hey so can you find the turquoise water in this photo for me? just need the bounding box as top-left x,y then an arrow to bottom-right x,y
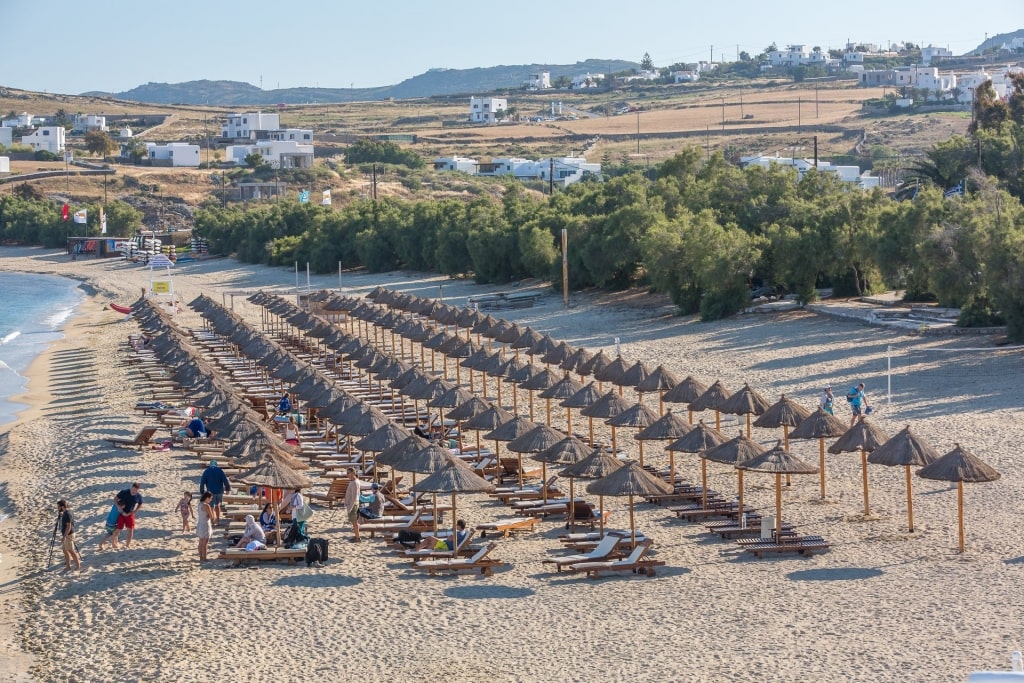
0,272 -> 84,427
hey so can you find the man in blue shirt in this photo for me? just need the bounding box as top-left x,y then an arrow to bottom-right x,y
846,383 -> 869,427
277,392 -> 292,415
199,460 -> 231,526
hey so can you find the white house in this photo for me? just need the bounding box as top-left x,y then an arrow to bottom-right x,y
119,127 -> 133,138
1,112 -> 34,128
469,97 -> 507,124
72,114 -> 107,133
21,126 -> 66,154
222,112 -> 281,139
673,70 -> 700,83
571,73 -> 603,89
769,45 -> 810,67
224,139 -> 314,168
262,128 -> 314,143
433,156 -> 478,173
0,157 -> 9,174
843,51 -> 865,65
526,72 -> 551,89
0,127 -> 12,148
621,69 -> 661,83
146,142 -> 201,167
921,45 -> 953,64
740,155 -> 878,189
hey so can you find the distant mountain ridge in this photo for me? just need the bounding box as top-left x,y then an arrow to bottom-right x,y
969,29 -> 1024,54
81,59 -> 638,105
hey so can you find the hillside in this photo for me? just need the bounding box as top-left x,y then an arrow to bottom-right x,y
81,59 -> 638,105
969,29 -> 1024,54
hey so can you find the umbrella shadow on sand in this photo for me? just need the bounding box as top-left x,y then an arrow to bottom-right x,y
443,585 -> 534,600
539,564 -> 691,584
786,567 -> 884,582
273,574 -> 362,589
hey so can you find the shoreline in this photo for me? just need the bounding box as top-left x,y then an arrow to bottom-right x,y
1,246 -> 1023,682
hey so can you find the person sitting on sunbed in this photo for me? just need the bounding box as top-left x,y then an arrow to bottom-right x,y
258,503 -> 276,533
235,514 -> 267,549
282,416 -> 301,446
415,519 -> 468,551
357,483 -> 386,522
277,392 -> 292,416
179,415 -> 207,439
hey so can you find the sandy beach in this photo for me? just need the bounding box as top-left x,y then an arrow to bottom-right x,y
1,245 -> 1023,682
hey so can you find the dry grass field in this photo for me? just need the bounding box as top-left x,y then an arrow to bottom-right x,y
0,80 -> 970,211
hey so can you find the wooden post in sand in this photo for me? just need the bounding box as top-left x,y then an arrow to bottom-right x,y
818,437 -> 827,499
957,480 -> 965,553
905,465 -> 915,532
860,447 -> 870,515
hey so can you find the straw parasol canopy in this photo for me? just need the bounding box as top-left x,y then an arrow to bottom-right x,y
580,350 -> 614,386
593,355 -> 631,395
662,375 -> 708,423
354,422 -> 413,454
829,420 -> 890,516
753,394 -> 812,450
561,448 -> 623,533
521,367 -> 563,425
620,361 -> 653,394
789,407 -> 849,499
508,424 -> 570,502
740,441 -> 819,541
240,453 -> 315,490
690,381 -> 733,431
587,460 -> 672,547
581,390 -> 633,457
867,425 -> 940,532
560,347 -> 593,379
561,382 -> 604,445
485,416 -> 541,488
540,341 -> 576,367
636,364 -> 681,413
607,402 -> 661,466
537,373 -> 584,433
720,384 -> 772,438
222,429 -> 309,470
463,404 -> 515,466
702,432 -> 767,513
666,420 -> 729,500
918,443 -> 1000,553
412,453 -> 495,556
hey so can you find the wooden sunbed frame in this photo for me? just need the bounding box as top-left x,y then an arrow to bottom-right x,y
218,547 -> 307,565
104,426 -> 160,451
411,542 -> 503,576
476,517 -> 540,539
567,541 -> 665,579
740,535 -> 830,558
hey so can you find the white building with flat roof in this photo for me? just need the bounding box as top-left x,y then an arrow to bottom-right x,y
433,156 -> 478,173
469,97 -> 507,124
0,157 -> 9,174
922,45 -> 953,64
21,126 -> 66,154
225,139 -> 314,168
146,142 -> 200,167
571,73 -> 603,89
438,155 -> 601,187
222,112 -> 281,139
526,72 -> 551,89
740,155 -> 879,189
0,128 -> 12,148
72,114 -> 107,133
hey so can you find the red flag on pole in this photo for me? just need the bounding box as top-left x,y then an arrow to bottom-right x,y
62,203 -> 69,221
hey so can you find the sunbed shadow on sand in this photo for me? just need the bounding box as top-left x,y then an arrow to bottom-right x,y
272,573 -> 361,588
48,566 -> 182,598
1003,556 -> 1024,565
0,432 -> 8,457
443,584 -> 533,600
786,567 -> 884,581
540,565 -> 690,584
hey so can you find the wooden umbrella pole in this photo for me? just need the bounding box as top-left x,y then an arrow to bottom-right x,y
512,384 -> 518,412
456,362 -> 461,385
715,410 -> 721,431
783,425 -> 790,450
599,495 -> 605,534
687,408 -> 693,425
638,440 -> 645,468
568,478 -> 575,529
451,493 -> 457,556
475,430 -> 481,460
545,398 -> 551,426
860,448 -> 870,516
957,479 -> 965,553
566,407 -> 572,435
517,453 -> 524,489
496,378 -> 502,407
905,464 -> 915,532
432,494 -> 439,533
468,368 -> 474,393
745,413 -> 751,439
542,462 -> 548,504
819,438 -> 826,499
738,468 -> 745,522
669,451 -> 676,495
588,416 -> 594,446
659,392 -> 665,416
626,493 -> 634,548
611,426 -> 618,458
701,458 -> 708,509
775,473 -> 783,540
528,391 -> 534,422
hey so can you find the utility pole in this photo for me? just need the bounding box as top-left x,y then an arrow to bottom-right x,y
815,84 -> 820,118
710,44 -> 713,65
549,158 -> 554,195
798,97 -> 802,129
705,124 -> 710,160
636,110 -> 640,154
721,97 -> 725,131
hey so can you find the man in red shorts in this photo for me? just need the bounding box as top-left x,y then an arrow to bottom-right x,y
115,483 -> 144,548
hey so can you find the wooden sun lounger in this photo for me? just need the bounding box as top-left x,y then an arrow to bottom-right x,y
411,543 -> 503,576
307,479 -> 348,508
740,535 -> 830,558
568,541 -> 665,579
675,503 -> 757,523
397,530 -> 478,561
543,534 -> 626,572
476,517 -> 540,539
104,426 -> 159,450
706,520 -> 795,539
218,547 -> 307,565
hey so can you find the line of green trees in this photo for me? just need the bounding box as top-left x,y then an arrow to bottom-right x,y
0,187 -> 142,245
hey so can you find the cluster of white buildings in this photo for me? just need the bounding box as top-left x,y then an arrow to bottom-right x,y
221,111 -> 315,168
434,154 -> 601,187
860,64 -> 1021,103
740,155 -> 880,190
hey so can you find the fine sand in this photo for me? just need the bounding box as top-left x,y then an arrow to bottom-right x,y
1,245 -> 1023,682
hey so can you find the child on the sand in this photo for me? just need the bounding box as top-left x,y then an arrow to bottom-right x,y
97,504 -> 120,551
177,491 -> 194,533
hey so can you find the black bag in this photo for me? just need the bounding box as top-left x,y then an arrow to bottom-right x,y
283,522 -> 308,548
396,530 -> 422,548
306,538 -> 328,566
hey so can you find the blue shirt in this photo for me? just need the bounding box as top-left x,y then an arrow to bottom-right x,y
847,387 -> 864,408
278,396 -> 291,413
200,465 -> 230,495
186,418 -> 205,434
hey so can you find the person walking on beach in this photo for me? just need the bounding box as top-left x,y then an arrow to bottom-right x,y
199,460 -> 231,526
114,483 -> 143,549
177,491 -> 194,533
344,467 -> 362,542
57,500 -> 82,573
846,383 -> 869,427
196,492 -> 214,563
819,385 -> 835,416
97,502 -> 121,551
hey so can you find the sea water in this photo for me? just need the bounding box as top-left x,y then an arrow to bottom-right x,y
0,272 -> 84,427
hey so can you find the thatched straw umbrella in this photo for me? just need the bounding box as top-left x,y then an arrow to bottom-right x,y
587,461 -> 672,548
394,442 -> 457,533
376,435 -> 431,492
496,357 -> 529,412
636,364 -> 681,414
560,347 -> 593,383
917,444 -> 1000,553
484,416 -> 540,488
412,453 -> 495,556
740,442 -> 819,541
594,355 -> 631,396
619,361 -> 653,401
703,433 -> 767,514
533,436 -> 593,528
580,350 -> 614,391
580,390 -> 632,457
478,351 -> 509,408
789,407 -> 849,499
720,383 -> 771,439
667,421 -> 729,507
662,376 -> 709,425
239,453 -> 314,546
463,404 -> 515,469
867,425 -> 939,532
561,449 -> 623,534
561,382 -> 603,445
828,420 -> 889,516
507,362 -> 545,421
754,394 -> 812,450
607,402 -> 660,466
507,424 -> 568,502
690,381 -> 733,431
538,373 -> 584,434
540,341 -> 576,369
636,409 -> 692,487
427,384 -> 475,449
521,367 -> 563,426
459,345 -> 492,393
446,396 -> 492,458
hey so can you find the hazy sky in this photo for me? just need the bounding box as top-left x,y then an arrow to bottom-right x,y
3,0 -> 1018,94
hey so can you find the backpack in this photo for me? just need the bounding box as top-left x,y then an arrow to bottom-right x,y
846,388 -> 857,403
305,538 -> 328,566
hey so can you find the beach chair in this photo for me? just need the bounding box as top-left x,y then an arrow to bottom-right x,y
542,534 -> 624,572
567,541 -> 665,579
361,508 -> 430,538
104,426 -> 159,451
397,530 -> 478,561
559,531 -> 647,551
411,543 -> 503,576
476,517 -> 540,539
306,479 -> 348,509
218,547 -> 307,565
740,535 -> 830,558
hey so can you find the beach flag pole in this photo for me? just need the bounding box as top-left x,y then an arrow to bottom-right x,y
338,262 -> 342,291
887,345 -> 892,406
294,262 -> 299,304
561,229 -> 569,308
